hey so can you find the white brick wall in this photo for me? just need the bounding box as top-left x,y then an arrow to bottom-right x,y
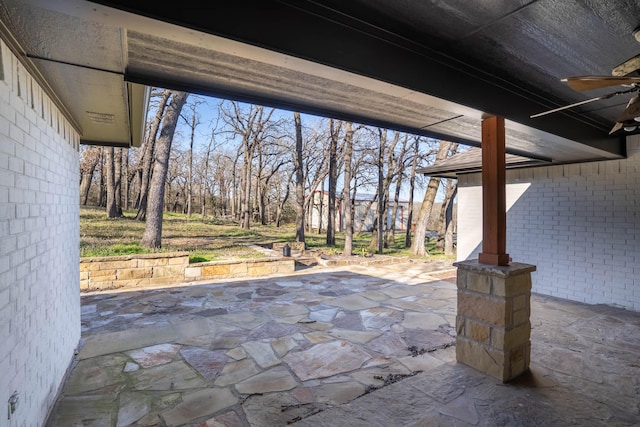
458,136 -> 640,312
0,40 -> 80,426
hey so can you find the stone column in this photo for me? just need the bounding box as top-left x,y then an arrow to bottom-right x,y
454,260 -> 536,382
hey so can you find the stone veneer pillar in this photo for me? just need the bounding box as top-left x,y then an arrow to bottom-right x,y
454,260 -> 536,382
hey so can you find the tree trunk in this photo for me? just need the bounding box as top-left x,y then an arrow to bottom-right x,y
411,140 -> 452,256
258,181 -> 266,225
342,122 -> 354,255
375,137 -> 384,254
141,90 -> 189,249
123,149 -> 129,210
201,130 -> 214,217
293,112 -> 305,243
79,148 -> 100,206
136,89 -> 171,221
445,185 -> 457,256
317,181 -> 324,234
172,191 -> 180,213
187,113 -> 195,218
437,178 -> 457,250
105,147 -> 120,218
98,150 -> 106,207
405,136 -> 420,248
134,168 -> 142,209
231,151 -> 240,220
388,135 -> 409,245
371,129 -> 399,252
256,147 -> 267,225
436,145 -> 459,249
388,173 -> 402,245
137,153 -> 153,212
327,119 -> 338,246
114,147 -> 123,216
241,152 -> 252,230
79,171 -> 94,206
275,179 -> 291,227
355,194 -> 377,236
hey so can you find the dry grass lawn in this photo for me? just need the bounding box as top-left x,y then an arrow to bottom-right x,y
80,207 -> 450,263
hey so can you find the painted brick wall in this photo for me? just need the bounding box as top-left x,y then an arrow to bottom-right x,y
0,41 -> 80,426
458,136 -> 640,312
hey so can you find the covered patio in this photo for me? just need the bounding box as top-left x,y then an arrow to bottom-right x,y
46,262 -> 639,426
2,1 -> 640,426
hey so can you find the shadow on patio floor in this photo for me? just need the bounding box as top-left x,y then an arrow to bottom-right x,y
46,261 -> 639,426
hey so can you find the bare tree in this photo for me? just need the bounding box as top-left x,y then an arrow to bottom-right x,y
136,89 -> 171,220
444,185 -> 457,256
294,117 -> 329,236
141,90 -> 189,249
255,141 -> 288,225
404,136 -> 421,248
342,122 -> 355,255
122,148 -> 130,210
355,193 -> 377,236
351,131 -> 379,237
222,102 -> 281,230
370,129 -> 400,253
230,144 -> 242,219
317,180 -> 324,234
274,169 -> 293,227
105,147 -> 120,218
293,112 -> 306,243
79,146 -> 101,205
326,118 -> 340,246
411,140 -> 453,256
200,133 -> 214,216
98,149 -> 106,207
199,113 -> 222,217
180,96 -> 205,218
387,134 -> 410,245
114,147 -> 123,216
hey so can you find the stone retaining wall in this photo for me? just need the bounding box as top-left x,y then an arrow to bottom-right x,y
185,258 -> 295,281
80,252 -> 295,292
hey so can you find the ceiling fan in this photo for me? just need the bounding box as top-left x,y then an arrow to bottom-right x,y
531,41 -> 640,136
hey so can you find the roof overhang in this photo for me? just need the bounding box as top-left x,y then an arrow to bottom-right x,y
1,0 -> 638,158
417,147 -> 549,179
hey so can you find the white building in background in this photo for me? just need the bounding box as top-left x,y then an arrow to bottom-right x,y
309,191 -> 409,232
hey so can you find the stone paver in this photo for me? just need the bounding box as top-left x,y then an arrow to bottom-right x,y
46,260 -> 640,426
283,340 -> 372,381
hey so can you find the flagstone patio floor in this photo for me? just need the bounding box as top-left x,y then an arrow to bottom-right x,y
46,260 -> 640,426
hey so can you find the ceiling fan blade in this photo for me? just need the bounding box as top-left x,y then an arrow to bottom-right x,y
562,76 -> 640,91
530,94 -> 613,118
609,122 -> 624,135
616,95 -> 640,123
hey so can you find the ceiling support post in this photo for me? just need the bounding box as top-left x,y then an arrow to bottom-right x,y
478,116 -> 510,266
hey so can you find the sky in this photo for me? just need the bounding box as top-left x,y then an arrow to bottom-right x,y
170,94 -> 450,202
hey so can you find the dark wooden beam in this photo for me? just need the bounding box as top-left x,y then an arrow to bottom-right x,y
478,116 -> 510,266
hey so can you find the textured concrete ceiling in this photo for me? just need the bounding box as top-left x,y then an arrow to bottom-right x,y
1,0 -> 639,162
